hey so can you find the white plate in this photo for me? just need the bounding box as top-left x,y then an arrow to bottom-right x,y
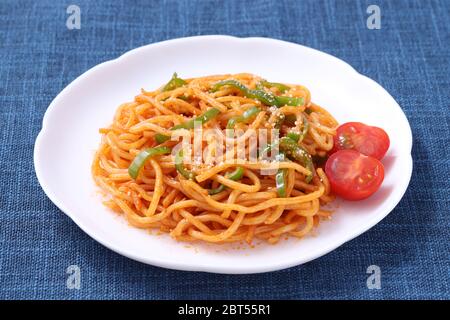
34,35 -> 413,274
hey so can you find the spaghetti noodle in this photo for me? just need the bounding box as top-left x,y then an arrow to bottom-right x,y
92,73 -> 338,244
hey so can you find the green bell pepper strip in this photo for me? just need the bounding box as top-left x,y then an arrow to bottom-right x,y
260,80 -> 291,93
155,108 -> 221,143
155,133 -> 170,144
298,115 -> 309,142
208,167 -> 244,195
128,146 -> 172,179
211,80 -> 303,107
273,112 -> 286,129
286,132 -> 300,143
174,149 -> 196,180
226,106 -> 261,129
258,141 -> 278,160
226,118 -> 237,131
275,96 -> 304,107
276,169 -> 287,197
212,80 -> 276,105
208,185 -> 226,196
162,72 -> 186,92
285,115 -> 309,143
172,107 -> 220,130
279,137 -> 314,183
275,153 -> 287,197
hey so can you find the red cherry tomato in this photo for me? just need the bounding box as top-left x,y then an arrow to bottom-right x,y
333,122 -> 390,160
325,150 -> 384,201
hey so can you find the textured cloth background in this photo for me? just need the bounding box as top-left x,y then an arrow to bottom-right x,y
0,0 -> 449,300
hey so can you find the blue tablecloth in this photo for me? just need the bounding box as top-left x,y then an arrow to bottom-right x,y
1,0 -> 449,300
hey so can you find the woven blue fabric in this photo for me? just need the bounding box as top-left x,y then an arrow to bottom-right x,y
0,0 -> 449,300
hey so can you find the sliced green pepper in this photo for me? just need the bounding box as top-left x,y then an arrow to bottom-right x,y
211,80 -> 303,107
162,72 -> 186,92
174,149 -> 196,180
258,141 -> 278,160
260,80 -> 290,93
128,146 -> 171,179
286,132 -> 300,142
285,115 -> 309,143
208,167 -> 244,195
178,95 -> 189,101
275,153 -> 287,197
279,137 -> 314,183
155,108 -> 221,143
212,80 -> 277,105
298,115 -> 309,142
172,108 -> 220,130
226,106 -> 261,129
275,96 -> 304,107
155,133 -> 170,144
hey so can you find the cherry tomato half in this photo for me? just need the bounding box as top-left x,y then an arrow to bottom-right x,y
333,122 -> 390,160
325,149 -> 384,201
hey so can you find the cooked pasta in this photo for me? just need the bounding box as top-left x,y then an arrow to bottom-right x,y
92,73 -> 338,244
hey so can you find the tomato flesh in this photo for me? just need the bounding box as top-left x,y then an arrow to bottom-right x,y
333,122 -> 390,160
325,149 -> 384,200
